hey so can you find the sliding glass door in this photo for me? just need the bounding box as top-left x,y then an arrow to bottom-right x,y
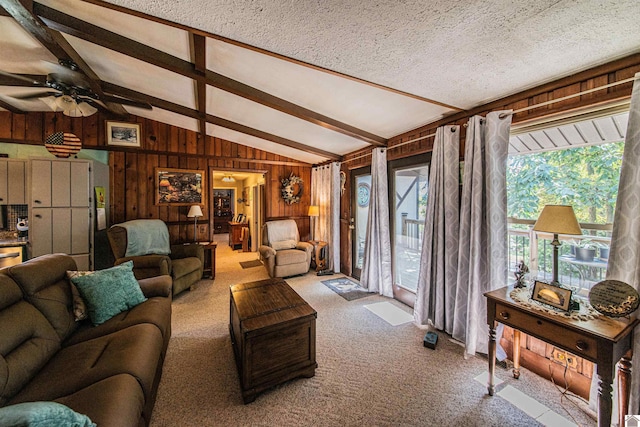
390,154 -> 430,307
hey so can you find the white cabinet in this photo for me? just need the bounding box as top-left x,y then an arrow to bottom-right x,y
29,159 -> 92,269
0,159 -> 27,205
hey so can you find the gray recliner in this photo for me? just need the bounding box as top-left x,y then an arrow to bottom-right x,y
258,219 -> 312,278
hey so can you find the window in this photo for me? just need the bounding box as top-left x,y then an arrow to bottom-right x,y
507,140 -> 624,293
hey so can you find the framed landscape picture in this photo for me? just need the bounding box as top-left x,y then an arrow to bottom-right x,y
106,121 -> 141,147
155,168 -> 206,206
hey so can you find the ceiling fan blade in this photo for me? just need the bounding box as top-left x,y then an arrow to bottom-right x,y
0,70 -> 47,87
100,94 -> 152,109
78,97 -> 108,112
11,91 -> 60,100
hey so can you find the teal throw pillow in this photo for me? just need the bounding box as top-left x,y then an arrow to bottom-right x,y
0,401 -> 95,427
70,261 -> 147,325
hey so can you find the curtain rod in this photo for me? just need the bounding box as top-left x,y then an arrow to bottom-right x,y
499,76 -> 636,119
343,75 -> 637,164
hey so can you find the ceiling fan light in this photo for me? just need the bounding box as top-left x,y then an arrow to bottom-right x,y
41,95 -> 62,112
64,107 -> 83,118
221,175 -> 235,182
56,94 -> 76,110
77,101 -> 98,116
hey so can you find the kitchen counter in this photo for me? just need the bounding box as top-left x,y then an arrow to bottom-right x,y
0,231 -> 28,247
0,239 -> 28,247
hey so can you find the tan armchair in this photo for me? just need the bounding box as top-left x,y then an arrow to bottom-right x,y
259,219 -> 313,278
107,219 -> 204,296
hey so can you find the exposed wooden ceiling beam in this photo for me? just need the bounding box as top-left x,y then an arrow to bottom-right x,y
0,0 -> 69,61
205,115 -> 341,161
0,0 -> 127,116
101,82 -> 341,161
0,97 -> 25,113
0,73 -> 44,86
191,33 -> 207,136
34,3 -> 387,147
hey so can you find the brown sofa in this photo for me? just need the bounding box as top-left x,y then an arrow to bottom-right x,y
0,253 -> 172,427
107,219 -> 204,296
259,219 -> 313,278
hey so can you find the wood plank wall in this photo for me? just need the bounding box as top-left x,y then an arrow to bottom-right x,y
0,111 -> 312,243
339,53 -> 640,399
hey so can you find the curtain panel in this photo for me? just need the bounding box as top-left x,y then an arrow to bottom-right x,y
452,111 -> 512,357
311,163 -> 341,272
601,72 -> 640,415
361,147 -> 393,297
414,125 -> 460,332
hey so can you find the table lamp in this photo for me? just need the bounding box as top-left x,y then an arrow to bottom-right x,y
532,205 -> 582,285
308,205 -> 319,241
187,205 -> 203,242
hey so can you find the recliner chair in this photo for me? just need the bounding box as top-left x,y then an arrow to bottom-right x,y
107,219 -> 204,296
259,219 -> 312,278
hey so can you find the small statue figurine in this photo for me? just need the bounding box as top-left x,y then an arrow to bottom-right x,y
514,260 -> 529,288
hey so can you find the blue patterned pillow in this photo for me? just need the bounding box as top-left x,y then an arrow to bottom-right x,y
70,261 -> 147,325
0,401 -> 95,426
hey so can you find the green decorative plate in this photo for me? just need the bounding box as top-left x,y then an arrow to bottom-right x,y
589,280 -> 640,318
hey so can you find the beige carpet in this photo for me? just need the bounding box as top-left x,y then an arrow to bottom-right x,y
150,242 -> 596,426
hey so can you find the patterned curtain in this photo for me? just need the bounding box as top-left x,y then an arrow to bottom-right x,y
414,126 -> 460,331
452,111 -> 512,356
361,148 -> 393,297
600,72 -> 640,415
311,163 -> 341,271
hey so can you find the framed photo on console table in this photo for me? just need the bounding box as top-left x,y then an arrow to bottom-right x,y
155,168 -> 206,206
531,280 -> 572,311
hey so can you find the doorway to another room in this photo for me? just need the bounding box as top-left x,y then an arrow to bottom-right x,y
210,170 -> 266,256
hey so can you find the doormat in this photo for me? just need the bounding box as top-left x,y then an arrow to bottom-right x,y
364,302 -> 413,326
240,260 -> 263,269
321,277 -> 372,301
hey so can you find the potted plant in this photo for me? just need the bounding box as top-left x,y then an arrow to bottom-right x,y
573,238 -> 597,262
597,242 -> 610,260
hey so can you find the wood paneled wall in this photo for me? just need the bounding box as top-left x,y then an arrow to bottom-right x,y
0,111 -> 312,243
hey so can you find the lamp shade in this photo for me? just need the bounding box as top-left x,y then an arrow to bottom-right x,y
308,205 -> 319,217
532,205 -> 582,235
187,205 -> 203,218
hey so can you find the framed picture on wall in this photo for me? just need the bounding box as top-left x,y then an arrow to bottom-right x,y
106,121 -> 141,147
155,168 -> 206,206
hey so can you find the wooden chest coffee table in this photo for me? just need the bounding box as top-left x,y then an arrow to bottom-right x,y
229,278 -> 317,403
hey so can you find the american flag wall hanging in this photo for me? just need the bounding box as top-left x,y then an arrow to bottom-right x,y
45,132 -> 82,158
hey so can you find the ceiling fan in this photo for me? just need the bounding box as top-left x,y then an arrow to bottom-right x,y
0,60 -> 152,117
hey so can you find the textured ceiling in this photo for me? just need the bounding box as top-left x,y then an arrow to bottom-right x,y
106,0 -> 640,109
1,0 -> 639,164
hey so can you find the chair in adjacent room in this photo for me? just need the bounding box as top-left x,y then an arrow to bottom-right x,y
258,219 -> 313,278
107,219 -> 204,296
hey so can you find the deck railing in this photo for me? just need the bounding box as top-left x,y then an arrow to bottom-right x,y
398,216 -> 611,295
508,218 -> 612,295
401,214 -> 424,250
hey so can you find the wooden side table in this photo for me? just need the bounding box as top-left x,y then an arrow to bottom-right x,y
485,286 -> 638,427
197,241 -> 217,279
307,240 -> 327,271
